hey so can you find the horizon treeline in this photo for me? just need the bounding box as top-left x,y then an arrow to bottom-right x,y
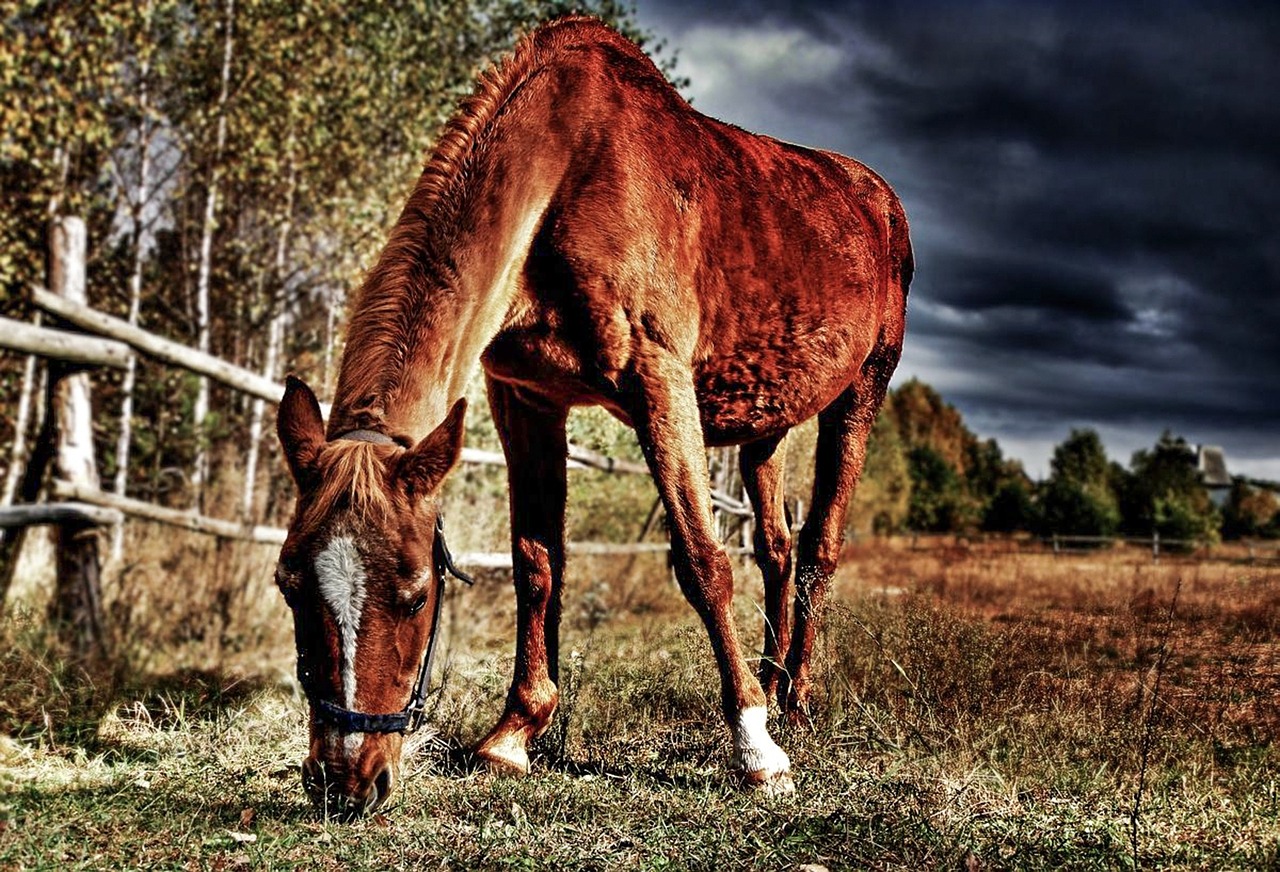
853,379 -> 1280,543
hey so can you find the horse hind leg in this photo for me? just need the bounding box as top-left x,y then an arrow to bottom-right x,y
784,374 -> 887,720
474,378 -> 568,774
739,434 -> 794,703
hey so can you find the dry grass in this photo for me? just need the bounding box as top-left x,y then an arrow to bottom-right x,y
0,536 -> 1277,869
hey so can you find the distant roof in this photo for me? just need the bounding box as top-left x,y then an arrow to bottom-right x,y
1196,445 -> 1231,487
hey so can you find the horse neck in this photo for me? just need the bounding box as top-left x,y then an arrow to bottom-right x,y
326,75 -> 569,443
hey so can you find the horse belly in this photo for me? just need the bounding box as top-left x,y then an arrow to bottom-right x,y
694,306 -> 872,444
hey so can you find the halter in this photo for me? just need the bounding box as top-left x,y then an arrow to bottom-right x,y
305,428 -> 475,735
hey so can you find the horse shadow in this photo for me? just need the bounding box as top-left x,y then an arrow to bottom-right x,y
67,667 -> 281,763
420,733 -> 721,793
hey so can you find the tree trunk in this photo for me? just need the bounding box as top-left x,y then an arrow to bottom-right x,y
112,39 -> 154,563
240,174 -> 292,520
322,289 -> 338,397
0,371 -> 55,607
191,0 -> 236,508
710,446 -> 742,543
2,345 -> 39,507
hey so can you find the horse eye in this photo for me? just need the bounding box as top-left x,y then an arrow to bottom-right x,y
407,595 -> 428,617
275,566 -> 301,607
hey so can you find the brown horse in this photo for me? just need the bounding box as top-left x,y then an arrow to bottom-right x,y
275,15 -> 911,814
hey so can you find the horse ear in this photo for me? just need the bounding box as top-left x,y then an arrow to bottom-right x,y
278,375 -> 325,488
398,398 -> 467,498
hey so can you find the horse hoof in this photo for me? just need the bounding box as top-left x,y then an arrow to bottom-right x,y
743,768 -> 796,797
475,736 -> 530,775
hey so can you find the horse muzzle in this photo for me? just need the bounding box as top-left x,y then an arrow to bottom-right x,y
302,752 -> 396,819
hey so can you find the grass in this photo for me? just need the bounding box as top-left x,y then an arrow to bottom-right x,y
1,537 -> 1277,869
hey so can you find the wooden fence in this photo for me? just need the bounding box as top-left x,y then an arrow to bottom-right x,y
901,530 -> 1278,564
1043,533 -> 1278,564
0,219 -> 761,655
13,286 -> 752,559
1047,532 -> 1204,563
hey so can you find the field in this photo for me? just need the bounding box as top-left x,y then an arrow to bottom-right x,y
1,535 -> 1277,870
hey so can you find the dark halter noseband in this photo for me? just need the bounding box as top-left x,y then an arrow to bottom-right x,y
305,428 -> 475,735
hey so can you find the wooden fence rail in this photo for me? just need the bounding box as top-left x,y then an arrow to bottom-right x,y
1046,531 -> 1206,562
52,479 -> 287,545
0,502 -> 123,529
1243,539 -> 1280,562
27,283 -> 751,518
0,316 -> 132,370
902,531 -> 1277,565
32,285 -> 283,403
50,479 -> 686,568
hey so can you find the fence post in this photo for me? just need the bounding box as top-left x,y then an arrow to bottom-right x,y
46,217 -> 107,660
1052,533 -> 1059,556
1152,529 -> 1160,565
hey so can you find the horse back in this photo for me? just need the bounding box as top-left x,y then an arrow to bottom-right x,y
496,22 -> 911,439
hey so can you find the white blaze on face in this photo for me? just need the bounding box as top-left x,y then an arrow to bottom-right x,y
732,706 -> 790,776
315,535 -> 367,756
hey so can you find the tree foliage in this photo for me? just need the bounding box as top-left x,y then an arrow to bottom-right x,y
1221,480 -> 1279,540
849,412 -> 910,534
884,379 -> 977,477
1123,431 -> 1220,543
0,0 -> 674,517
868,380 -> 1027,535
906,445 -> 974,533
1035,429 -> 1121,536
982,479 -> 1035,534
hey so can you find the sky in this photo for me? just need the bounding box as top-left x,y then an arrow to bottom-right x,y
632,0 -> 1280,481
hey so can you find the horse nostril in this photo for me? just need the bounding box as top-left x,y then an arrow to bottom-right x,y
301,757 -> 326,801
369,765 -> 394,812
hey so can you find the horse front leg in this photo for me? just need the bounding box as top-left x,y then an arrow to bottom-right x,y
629,357 -> 793,793
475,378 -> 568,774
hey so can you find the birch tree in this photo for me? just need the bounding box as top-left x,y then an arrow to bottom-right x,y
187,0 -> 236,508
109,0 -> 174,560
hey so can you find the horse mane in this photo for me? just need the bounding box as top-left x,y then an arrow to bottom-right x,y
410,16 -> 644,229
331,16 -> 648,430
413,16 -> 606,238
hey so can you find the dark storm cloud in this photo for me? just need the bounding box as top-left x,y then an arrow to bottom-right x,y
925,256 -> 1130,323
636,0 -> 1280,477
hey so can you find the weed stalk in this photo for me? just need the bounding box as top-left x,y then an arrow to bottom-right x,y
1128,576 -> 1181,866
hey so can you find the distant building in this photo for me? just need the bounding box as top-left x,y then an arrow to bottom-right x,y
1196,445 -> 1232,506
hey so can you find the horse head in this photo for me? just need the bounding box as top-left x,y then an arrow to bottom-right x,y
274,376 -> 465,816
